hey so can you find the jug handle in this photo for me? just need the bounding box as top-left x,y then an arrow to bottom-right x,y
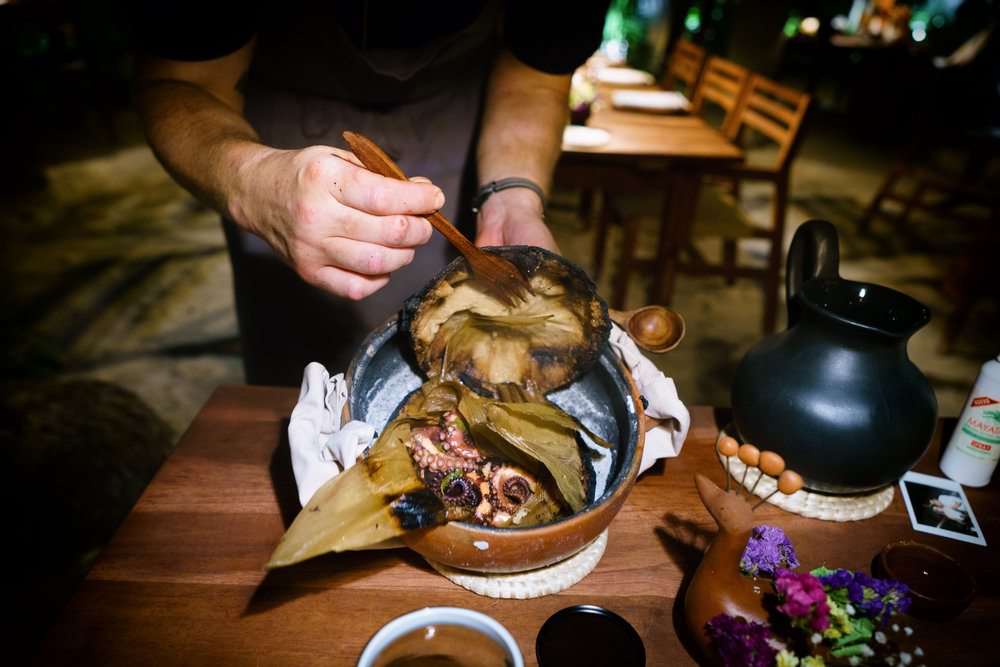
785,220 -> 841,328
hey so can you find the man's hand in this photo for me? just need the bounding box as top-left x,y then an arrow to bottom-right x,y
474,187 -> 558,251
135,43 -> 441,300
229,145 -> 440,299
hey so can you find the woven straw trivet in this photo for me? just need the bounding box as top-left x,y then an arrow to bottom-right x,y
424,529 -> 608,599
721,456 -> 894,521
717,428 -> 894,521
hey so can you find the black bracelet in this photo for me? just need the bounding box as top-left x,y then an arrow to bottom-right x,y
471,177 -> 548,219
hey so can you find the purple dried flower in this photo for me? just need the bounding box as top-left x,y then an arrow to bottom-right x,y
817,567 -> 913,626
871,577 -> 892,597
854,571 -> 876,588
818,568 -> 853,588
873,579 -> 912,624
739,525 -> 800,577
847,579 -> 866,604
860,596 -> 885,617
705,614 -> 778,667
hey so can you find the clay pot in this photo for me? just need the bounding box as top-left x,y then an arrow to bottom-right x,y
344,316 -> 645,573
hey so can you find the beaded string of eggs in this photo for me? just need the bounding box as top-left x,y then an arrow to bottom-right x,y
716,435 -> 804,509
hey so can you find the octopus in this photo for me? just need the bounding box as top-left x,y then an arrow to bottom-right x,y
408,410 -> 483,473
407,410 -> 541,527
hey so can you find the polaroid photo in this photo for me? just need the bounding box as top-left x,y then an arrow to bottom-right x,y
898,471 -> 986,546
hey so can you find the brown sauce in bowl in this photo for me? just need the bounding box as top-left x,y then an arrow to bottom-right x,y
372,624 -> 514,667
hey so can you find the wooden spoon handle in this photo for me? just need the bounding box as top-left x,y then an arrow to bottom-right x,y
343,131 -> 408,180
343,131 -> 477,254
607,309 -> 631,330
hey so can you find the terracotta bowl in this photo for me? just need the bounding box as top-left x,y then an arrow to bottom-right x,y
874,540 -> 976,621
345,315 -> 645,573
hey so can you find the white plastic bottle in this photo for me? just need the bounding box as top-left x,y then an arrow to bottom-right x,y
940,354 -> 1000,487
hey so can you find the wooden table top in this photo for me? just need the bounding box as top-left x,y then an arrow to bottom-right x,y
29,386 -> 997,666
562,111 -> 742,164
556,107 -> 742,196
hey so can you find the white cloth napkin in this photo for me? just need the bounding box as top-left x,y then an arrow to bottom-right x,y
288,325 -> 689,506
606,324 -> 690,473
287,362 -> 375,507
611,89 -> 690,112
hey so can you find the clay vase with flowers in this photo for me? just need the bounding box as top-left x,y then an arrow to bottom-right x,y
685,437 -> 923,666
684,437 -> 803,660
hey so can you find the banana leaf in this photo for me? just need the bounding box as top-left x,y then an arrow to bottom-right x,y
440,312 -> 556,371
401,379 -> 611,510
265,419 -> 446,569
452,381 -> 610,513
478,401 -> 599,514
267,380 -> 612,568
422,306 -> 594,396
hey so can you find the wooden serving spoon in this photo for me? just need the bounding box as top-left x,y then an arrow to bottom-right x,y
609,305 -> 685,353
343,131 -> 533,307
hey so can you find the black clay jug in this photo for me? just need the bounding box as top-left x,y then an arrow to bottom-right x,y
731,220 -> 938,493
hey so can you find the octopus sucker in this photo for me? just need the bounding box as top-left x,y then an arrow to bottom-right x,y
406,410 -> 555,527
490,464 -> 536,515
411,446 -> 479,473
408,421 -> 483,473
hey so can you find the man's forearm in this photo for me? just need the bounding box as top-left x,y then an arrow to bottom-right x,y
133,41 -> 269,223
135,78 -> 268,222
471,48 -> 570,249
476,48 -> 571,193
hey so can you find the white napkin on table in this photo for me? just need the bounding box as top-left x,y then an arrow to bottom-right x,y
611,89 -> 691,112
287,325 -> 690,506
287,363 -> 375,507
607,324 -> 690,472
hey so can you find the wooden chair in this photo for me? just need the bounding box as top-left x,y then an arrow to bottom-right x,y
678,74 -> 812,333
589,57 -> 750,288
659,39 -> 706,95
602,74 -> 810,331
858,124 -> 1000,233
861,122 -> 1000,351
688,56 -> 751,135
940,207 -> 1000,352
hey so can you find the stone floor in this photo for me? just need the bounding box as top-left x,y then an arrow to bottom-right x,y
2,102 -> 998,662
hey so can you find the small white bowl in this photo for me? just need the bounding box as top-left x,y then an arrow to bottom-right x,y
357,607 -> 524,667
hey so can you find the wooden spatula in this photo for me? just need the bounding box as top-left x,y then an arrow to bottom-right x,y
343,131 -> 534,307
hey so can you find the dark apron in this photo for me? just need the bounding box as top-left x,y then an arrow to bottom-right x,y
225,1 -> 500,385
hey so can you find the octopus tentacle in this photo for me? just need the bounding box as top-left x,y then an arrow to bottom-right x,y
490,463 -> 536,515
407,412 -> 552,527
408,432 -> 481,472
422,467 -> 483,511
440,410 -> 480,460
441,472 -> 482,508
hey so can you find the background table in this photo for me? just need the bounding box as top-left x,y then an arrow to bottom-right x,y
29,386 -> 998,665
557,111 -> 743,306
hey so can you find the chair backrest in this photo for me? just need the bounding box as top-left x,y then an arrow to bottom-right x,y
727,74 -> 811,173
689,56 -> 751,135
659,39 -> 706,94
